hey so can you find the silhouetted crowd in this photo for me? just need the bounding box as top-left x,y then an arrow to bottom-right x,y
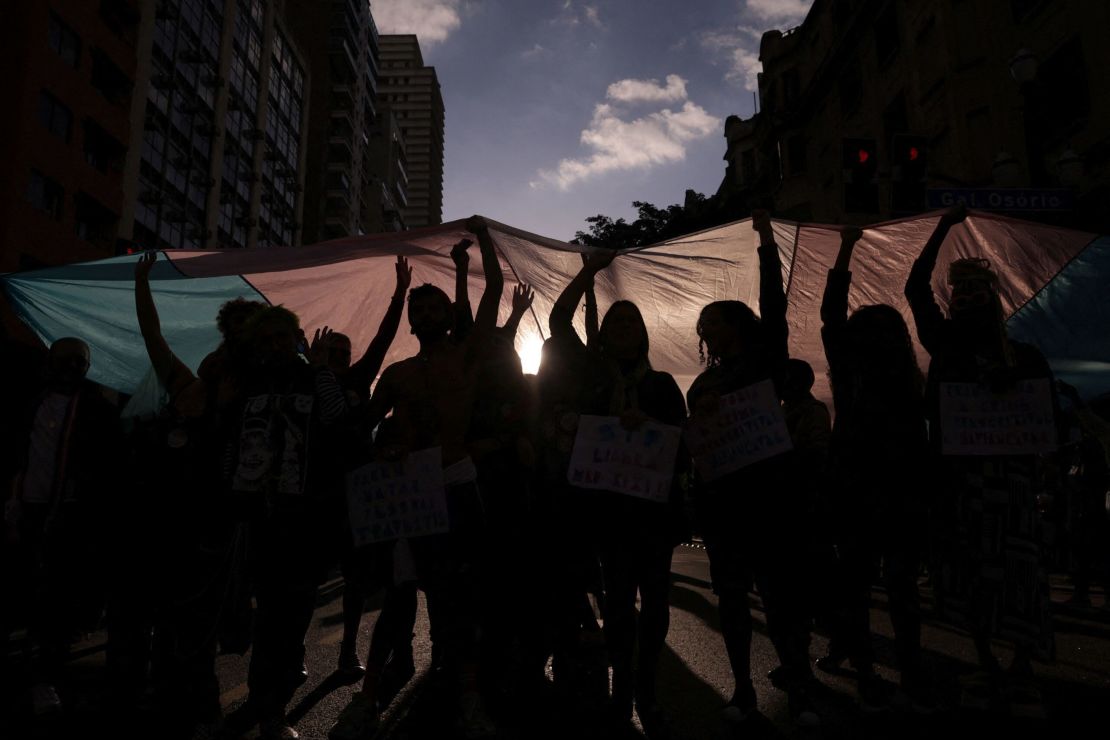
2,208 -> 1109,740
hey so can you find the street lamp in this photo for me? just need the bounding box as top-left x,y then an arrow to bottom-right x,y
993,152 -> 1021,187
1008,47 -> 1046,185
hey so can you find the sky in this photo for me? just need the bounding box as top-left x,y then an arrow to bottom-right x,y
370,0 -> 814,241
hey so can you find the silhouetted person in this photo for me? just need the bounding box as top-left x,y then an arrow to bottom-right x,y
322,256 -> 412,680
329,217 -> 503,740
687,210 -> 819,727
2,337 -> 121,718
819,227 -> 930,712
905,204 -> 1057,715
550,251 -> 688,737
222,305 -> 351,740
126,252 -> 233,736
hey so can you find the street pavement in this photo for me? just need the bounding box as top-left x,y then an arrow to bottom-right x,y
4,544 -> 1110,739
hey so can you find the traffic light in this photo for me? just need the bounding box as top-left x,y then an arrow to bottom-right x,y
115,237 -> 138,256
842,138 -> 879,213
891,134 -> 928,213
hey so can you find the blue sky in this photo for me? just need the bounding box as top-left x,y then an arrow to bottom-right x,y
371,0 -> 814,241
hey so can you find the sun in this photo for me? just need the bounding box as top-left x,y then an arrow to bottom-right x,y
517,332 -> 544,375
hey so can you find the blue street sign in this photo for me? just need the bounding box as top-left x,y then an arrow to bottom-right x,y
927,188 -> 1075,211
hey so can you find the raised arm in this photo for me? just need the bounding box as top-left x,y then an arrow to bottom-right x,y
821,226 -> 862,329
450,237 -> 474,336
752,210 -> 788,365
134,252 -> 194,394
350,256 -> 412,390
905,203 -> 966,354
502,283 -> 535,341
582,254 -> 600,349
467,217 -> 504,335
551,250 -> 616,343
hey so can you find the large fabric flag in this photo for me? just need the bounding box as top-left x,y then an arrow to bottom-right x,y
2,211 -> 1106,403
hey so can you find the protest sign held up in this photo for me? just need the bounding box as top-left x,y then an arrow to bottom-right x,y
346,447 -> 449,546
938,379 -> 1057,456
567,415 -> 683,503
685,379 -> 793,483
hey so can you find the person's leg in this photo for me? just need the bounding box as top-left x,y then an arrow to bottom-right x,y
338,551 -> 366,671
634,543 -> 673,711
599,544 -> 638,721
883,537 -> 923,689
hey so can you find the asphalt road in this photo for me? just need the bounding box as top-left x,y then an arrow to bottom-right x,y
4,545 -> 1110,739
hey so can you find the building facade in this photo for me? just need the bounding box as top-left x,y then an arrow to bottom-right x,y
284,0 -> 383,243
720,0 -> 1110,230
362,104 -> 409,234
377,35 -> 444,229
121,0 -> 309,251
0,0 -> 141,272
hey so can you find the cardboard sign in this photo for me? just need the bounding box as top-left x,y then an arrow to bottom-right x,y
685,380 -> 793,482
346,447 -> 449,546
567,415 -> 682,503
939,380 -> 1057,456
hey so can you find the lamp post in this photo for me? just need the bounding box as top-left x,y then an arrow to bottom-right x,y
1009,47 -> 1047,185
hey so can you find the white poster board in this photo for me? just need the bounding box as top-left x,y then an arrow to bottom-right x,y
939,379 -> 1056,455
685,379 -> 793,482
567,415 -> 683,503
346,447 -> 449,546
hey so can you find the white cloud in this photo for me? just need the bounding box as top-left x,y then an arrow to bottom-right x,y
534,99 -> 721,190
521,43 -> 549,60
701,26 -> 765,91
550,1 -> 604,29
606,74 -> 688,104
746,0 -> 812,23
371,0 -> 463,45
584,4 -> 603,27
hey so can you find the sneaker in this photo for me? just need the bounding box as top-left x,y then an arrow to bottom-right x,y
337,644 -> 366,681
30,683 -> 62,716
329,693 -> 379,740
721,687 -> 758,723
259,717 -> 300,740
858,676 -> 893,714
958,670 -> 999,711
456,690 -> 496,739
788,691 -> 821,728
1004,680 -> 1046,719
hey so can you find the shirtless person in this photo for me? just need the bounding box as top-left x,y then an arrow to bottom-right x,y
330,216 -> 503,740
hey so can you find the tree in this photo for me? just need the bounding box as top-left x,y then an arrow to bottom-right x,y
573,191 -> 723,248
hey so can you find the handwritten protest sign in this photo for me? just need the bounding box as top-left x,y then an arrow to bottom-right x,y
346,447 -> 449,546
567,416 -> 682,503
685,380 -> 793,482
939,380 -> 1057,455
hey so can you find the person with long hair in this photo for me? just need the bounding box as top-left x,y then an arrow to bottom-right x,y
819,227 -> 930,712
687,210 -> 818,728
905,204 -> 1057,715
548,250 -> 687,738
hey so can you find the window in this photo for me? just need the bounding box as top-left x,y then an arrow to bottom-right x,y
783,68 -> 801,105
38,92 -> 72,141
48,13 -> 80,68
75,192 -> 117,246
83,119 -> 125,172
27,170 -> 64,220
91,49 -> 133,105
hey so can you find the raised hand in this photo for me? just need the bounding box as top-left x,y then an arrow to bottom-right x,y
840,226 -> 864,244
394,255 -> 413,297
583,248 -> 617,274
451,238 -> 473,268
135,251 -> 157,281
941,202 -> 968,226
465,215 -> 488,235
308,326 -> 333,365
511,283 -> 535,314
751,208 -> 774,236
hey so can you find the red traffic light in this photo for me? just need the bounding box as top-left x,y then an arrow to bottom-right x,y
908,146 -> 919,161
858,149 -> 870,164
